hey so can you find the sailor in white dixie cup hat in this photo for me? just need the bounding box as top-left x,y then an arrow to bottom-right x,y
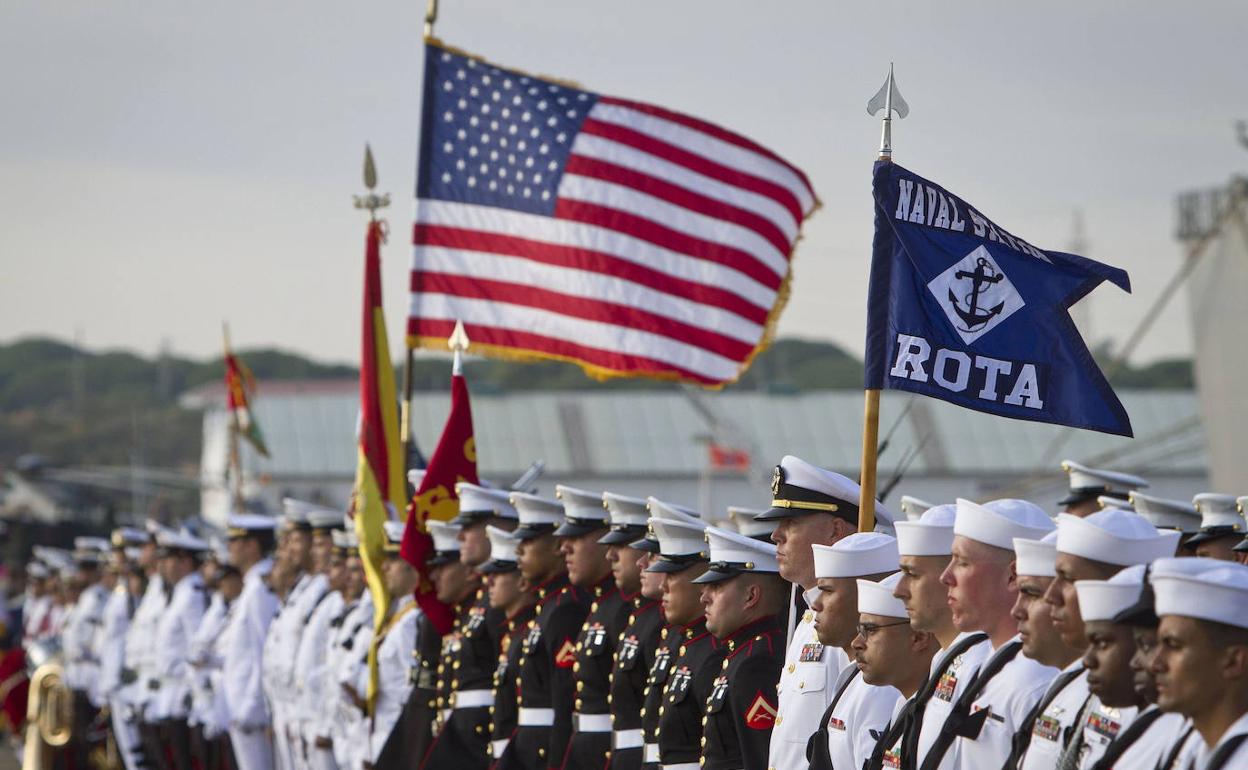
893,504 -> 992,770
1186,493 -> 1246,562
761,455 -> 898,770
1150,559 -> 1248,770
928,499 -> 1057,770
1058,461 -> 1148,517
803,533 -> 903,770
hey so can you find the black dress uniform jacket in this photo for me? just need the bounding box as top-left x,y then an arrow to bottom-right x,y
377,610 -> 443,770
701,615 -> 784,770
422,587 -> 507,769
561,576 -> 631,770
606,597 -> 663,770
497,573 -> 589,770
655,617 -> 724,767
489,602 -> 538,765
639,623 -> 681,770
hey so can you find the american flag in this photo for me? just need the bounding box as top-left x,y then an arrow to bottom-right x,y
409,41 -> 818,386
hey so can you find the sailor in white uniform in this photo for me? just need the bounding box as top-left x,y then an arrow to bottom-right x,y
100,529 -> 147,770
221,513 -> 281,770
757,455 -> 897,770
330,541 -> 373,770
1185,493 -> 1246,563
1150,558 -> 1248,770
294,513 -> 348,770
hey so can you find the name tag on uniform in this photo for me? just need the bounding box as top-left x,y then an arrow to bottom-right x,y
828,716 -> 847,731
799,642 -> 825,662
1033,713 -> 1062,742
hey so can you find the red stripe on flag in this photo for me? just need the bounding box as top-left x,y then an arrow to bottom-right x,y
359,222 -> 392,497
553,200 -> 784,291
415,271 -> 755,361
579,119 -> 804,226
564,154 -> 793,259
409,317 -> 721,385
412,224 -> 771,325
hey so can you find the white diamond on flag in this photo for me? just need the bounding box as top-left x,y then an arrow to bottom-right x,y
927,245 -> 1025,345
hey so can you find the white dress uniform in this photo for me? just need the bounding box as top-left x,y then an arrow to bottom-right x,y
955,639 -> 1056,769
295,588 -> 345,770
1102,706 -> 1188,769
127,574 -> 168,721
62,581 -> 107,695
1190,712 -> 1248,770
1072,696 -> 1136,769
98,583 -> 142,770
188,592 -> 231,736
224,556 -> 279,770
269,571 -> 330,770
823,664 -> 900,769
1018,664 -> 1090,770
152,570 -> 208,721
331,594 -> 374,770
361,596 -> 421,767
916,634 -> 991,770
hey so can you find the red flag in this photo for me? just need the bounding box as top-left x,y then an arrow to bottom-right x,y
709,443 -> 751,473
400,370 -> 479,635
224,345 -> 269,457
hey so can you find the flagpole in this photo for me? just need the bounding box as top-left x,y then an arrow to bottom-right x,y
223,322 -> 246,511
859,65 -> 906,532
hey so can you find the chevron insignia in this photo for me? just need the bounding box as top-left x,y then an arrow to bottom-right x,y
744,691 -> 778,730
555,638 -> 578,668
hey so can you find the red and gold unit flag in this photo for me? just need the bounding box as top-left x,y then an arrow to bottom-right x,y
224,344 -> 269,457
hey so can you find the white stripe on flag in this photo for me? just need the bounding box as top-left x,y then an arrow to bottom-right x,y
413,199 -> 778,310
409,292 -> 742,382
570,133 -> 800,240
589,102 -> 816,214
557,174 -> 789,279
416,246 -> 764,345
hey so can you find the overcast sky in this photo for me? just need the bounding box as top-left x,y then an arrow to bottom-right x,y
2,0 -> 1244,369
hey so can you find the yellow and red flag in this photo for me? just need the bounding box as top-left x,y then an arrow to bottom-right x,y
223,340 -> 269,457
400,362 -> 478,636
352,220 -> 408,708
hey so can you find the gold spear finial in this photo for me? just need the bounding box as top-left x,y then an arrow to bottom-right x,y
353,143 -> 390,220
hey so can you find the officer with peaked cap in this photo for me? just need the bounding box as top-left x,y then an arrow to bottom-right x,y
900,495 -> 935,522
598,492 -> 661,770
479,525 -> 537,764
220,513 -> 280,770
1005,532 -> 1088,770
804,534 -> 904,770
647,514 -> 723,770
1187,493 -> 1246,562
123,522 -> 171,768
102,528 -> 148,770
860,571 -> 941,770
892,504 -> 991,770
499,491 -> 588,770
1128,492 -> 1201,554
553,484 -> 627,770
1058,461 -> 1148,517
1150,559 -> 1248,769
926,499 -> 1058,770
61,536 -> 110,767
693,526 -> 788,770
759,455 -> 898,770
329,528 -> 375,770
728,506 -> 776,542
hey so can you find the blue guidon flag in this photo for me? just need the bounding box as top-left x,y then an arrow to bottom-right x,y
865,162 -> 1133,436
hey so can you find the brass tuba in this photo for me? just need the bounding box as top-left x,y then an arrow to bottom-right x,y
23,642 -> 73,770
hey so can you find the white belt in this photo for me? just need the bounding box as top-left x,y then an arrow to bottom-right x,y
612,728 -> 644,750
439,708 -> 452,723
662,764 -> 701,770
452,690 -> 493,709
491,738 -> 509,758
518,707 -> 555,727
573,713 -> 612,733
643,743 -> 660,762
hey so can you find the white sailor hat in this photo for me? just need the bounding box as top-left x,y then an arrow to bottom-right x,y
895,503 -> 957,557
111,527 -> 148,549
899,495 -> 935,522
26,562 -> 50,579
282,498 -> 338,531
632,497 -> 704,554
954,498 -> 1055,550
812,533 -> 900,579
599,492 -> 650,545
73,537 -> 110,564
1097,496 -> 1134,512
123,547 -> 143,562
479,525 -> 523,575
426,520 -> 462,567
207,536 -> 230,564
1076,564 -> 1148,623
857,572 -> 908,619
453,483 -> 519,527
382,520 -> 406,553
157,528 -> 210,554
728,506 -> 776,541
1059,460 -> 1148,507
1014,531 -> 1059,577
554,484 -> 611,538
331,527 -> 359,552
756,455 -> 897,533
509,492 -> 565,540
645,518 -> 710,573
692,526 -> 780,584
1128,492 -> 1200,533
306,506 -> 346,532
226,513 -> 278,539
1186,493 -> 1246,545
33,546 -> 73,571
1055,510 -> 1180,566
406,469 -> 427,489
1151,559 -> 1248,630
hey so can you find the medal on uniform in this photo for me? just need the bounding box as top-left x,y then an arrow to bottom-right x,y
799,642 -> 825,662
648,649 -> 672,685
935,657 -> 962,702
706,675 -> 729,713
466,606 -> 486,634
1086,710 -> 1121,741
668,665 -> 692,702
619,634 -> 640,669
524,623 -> 541,653
1033,713 -> 1062,742
584,622 -> 607,656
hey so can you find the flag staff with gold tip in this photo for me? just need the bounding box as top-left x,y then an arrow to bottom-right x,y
448,319 -> 469,375
423,0 -> 439,39
859,65 -> 908,531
